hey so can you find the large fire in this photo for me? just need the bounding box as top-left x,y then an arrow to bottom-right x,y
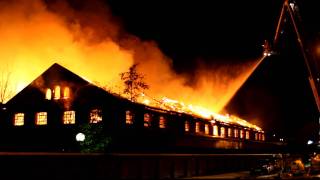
0,0 -> 263,131
137,95 -> 262,131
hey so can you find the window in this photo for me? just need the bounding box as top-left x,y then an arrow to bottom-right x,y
63,87 -> 70,99
234,129 -> 239,138
195,122 -> 200,133
262,134 -> 265,141
255,133 -> 258,140
204,124 -> 209,135
220,127 -> 226,138
144,113 -> 151,127
125,110 -> 133,125
213,125 -> 218,136
258,133 -> 262,141
159,116 -> 166,128
240,129 -> 244,139
228,128 -> 232,137
245,131 -> 250,139
54,86 -> 60,100
63,111 -> 75,124
185,121 -> 190,132
90,109 -> 102,123
36,112 -> 47,125
14,113 -> 24,126
45,88 -> 52,100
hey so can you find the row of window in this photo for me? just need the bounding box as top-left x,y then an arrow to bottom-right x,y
45,86 -> 70,100
13,109 -> 264,141
125,110 -> 264,141
13,109 -> 102,126
185,121 -> 264,141
125,111 -> 167,129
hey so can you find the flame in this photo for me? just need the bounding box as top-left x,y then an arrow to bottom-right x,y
0,0 -> 263,131
135,94 -> 262,131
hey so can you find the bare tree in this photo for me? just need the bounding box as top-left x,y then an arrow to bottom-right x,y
120,64 -> 149,102
0,69 -> 12,104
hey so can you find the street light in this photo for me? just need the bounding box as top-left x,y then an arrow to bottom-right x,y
76,132 -> 85,142
307,140 -> 314,145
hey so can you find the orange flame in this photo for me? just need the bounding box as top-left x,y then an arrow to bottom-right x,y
136,94 -> 262,131
0,0 -> 263,130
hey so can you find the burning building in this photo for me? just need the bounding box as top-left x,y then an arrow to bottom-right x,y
0,63 -> 269,152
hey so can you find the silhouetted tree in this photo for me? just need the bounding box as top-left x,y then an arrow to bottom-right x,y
78,123 -> 111,153
0,69 -> 12,104
120,63 -> 149,102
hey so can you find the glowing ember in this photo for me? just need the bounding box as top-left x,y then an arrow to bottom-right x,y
134,94 -> 262,131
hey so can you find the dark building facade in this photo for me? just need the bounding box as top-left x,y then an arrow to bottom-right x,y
0,63 -> 269,152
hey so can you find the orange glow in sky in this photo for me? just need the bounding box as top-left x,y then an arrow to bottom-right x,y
0,0 -> 263,130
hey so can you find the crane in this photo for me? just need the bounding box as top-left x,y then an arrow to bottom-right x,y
264,0 -> 320,144
265,0 -> 320,112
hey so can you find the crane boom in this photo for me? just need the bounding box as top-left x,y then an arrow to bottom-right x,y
271,0 -> 320,112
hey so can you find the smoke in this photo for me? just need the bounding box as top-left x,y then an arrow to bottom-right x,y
0,0 -> 133,97
0,0 -> 261,115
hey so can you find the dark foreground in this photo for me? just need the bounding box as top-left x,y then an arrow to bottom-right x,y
181,171 -> 320,179
0,152 -> 283,179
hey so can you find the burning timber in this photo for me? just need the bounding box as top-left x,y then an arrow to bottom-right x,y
0,63 -> 276,152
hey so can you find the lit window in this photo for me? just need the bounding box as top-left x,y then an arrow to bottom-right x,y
45,88 -> 52,100
63,111 -> 75,124
185,121 -> 190,132
258,133 -> 262,141
195,122 -> 200,133
262,134 -> 265,141
220,127 -> 226,138
255,133 -> 258,140
159,116 -> 166,128
90,109 -> 102,123
63,87 -> 70,99
205,124 -> 209,135
213,125 -> 218,136
36,112 -> 47,125
234,129 -> 239,138
228,128 -> 232,137
245,131 -> 250,139
144,113 -> 151,127
14,113 -> 24,126
54,86 -> 60,100
126,110 -> 133,125
240,130 -> 244,139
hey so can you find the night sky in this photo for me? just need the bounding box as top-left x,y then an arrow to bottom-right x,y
105,0 -> 319,144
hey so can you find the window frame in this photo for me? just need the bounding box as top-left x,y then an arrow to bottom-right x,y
45,88 -> 52,100
240,129 -> 244,139
234,129 -> 239,138
204,124 -> 209,135
228,128 -> 232,137
14,113 -> 24,126
36,112 -> 47,125
245,130 -> 250,139
89,109 -> 102,123
54,86 -> 61,100
185,121 -> 190,132
195,122 -> 200,133
144,113 -> 151,127
125,110 -> 134,125
63,110 -> 76,124
63,87 -> 70,99
159,116 -> 166,128
213,125 -> 219,136
220,127 -> 226,138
